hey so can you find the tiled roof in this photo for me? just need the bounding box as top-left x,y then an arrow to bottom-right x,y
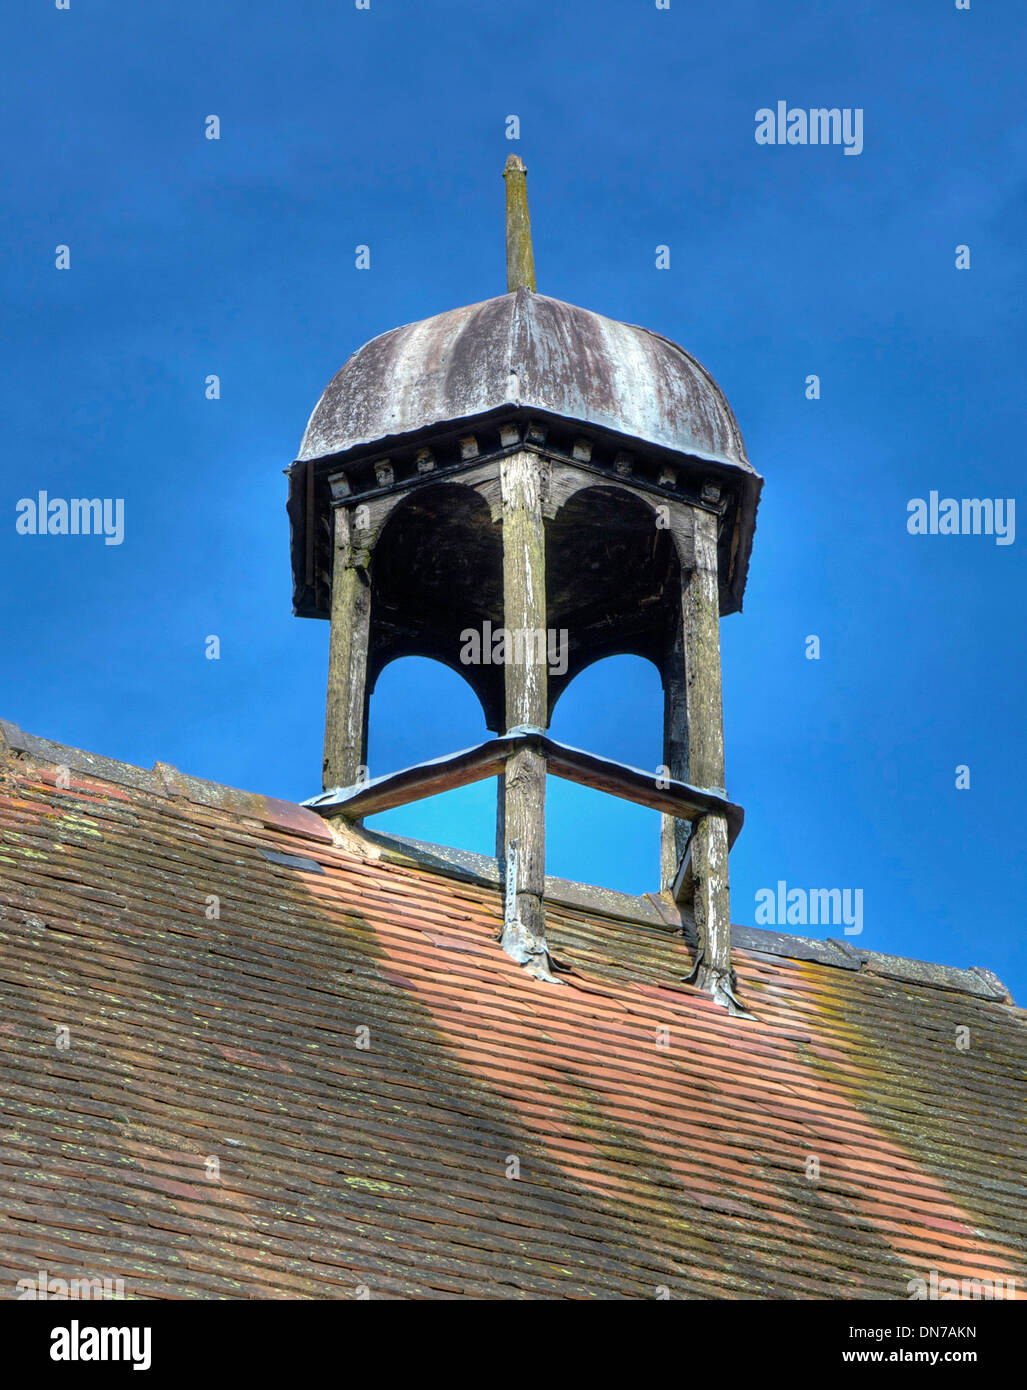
1,720 -> 1025,1300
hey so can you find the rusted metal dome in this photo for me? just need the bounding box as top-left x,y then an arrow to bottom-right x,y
298,286 -> 755,474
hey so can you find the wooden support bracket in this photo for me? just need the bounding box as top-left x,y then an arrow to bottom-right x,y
306,731 -> 743,844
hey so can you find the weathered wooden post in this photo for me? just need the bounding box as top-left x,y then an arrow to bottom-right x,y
503,154 -> 536,294
660,625 -> 690,889
498,448 -> 552,976
678,505 -> 735,1001
322,506 -> 371,791
496,158 -> 553,977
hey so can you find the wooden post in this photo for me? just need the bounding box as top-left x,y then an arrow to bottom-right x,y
323,506 -> 372,791
498,449 -> 553,977
503,155 -> 536,293
660,626 -> 690,891
679,506 -> 735,996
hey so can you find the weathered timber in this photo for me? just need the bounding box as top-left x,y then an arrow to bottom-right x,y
503,154 -> 536,294
307,732 -> 743,841
291,158 -> 759,1008
322,508 -> 372,791
660,624 -> 690,891
495,769 -> 507,877
501,452 -> 548,732
498,450 -> 551,977
304,458 -> 315,587
671,835 -> 694,904
501,744 -> 549,974
314,740 -> 507,808
543,741 -> 742,840
678,505 -> 736,1002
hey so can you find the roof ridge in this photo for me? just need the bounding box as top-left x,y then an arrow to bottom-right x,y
0,717 -> 333,847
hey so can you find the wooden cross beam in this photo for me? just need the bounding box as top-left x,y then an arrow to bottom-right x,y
305,730 -> 743,846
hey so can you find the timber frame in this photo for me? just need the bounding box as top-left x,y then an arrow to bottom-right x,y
288,408 -> 759,623
307,730 -> 742,844
292,409 -> 748,999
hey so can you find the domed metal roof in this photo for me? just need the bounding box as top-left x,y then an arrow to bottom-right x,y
297,286 -> 755,473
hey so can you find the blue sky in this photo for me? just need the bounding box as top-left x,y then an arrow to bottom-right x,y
2,1 -> 1024,998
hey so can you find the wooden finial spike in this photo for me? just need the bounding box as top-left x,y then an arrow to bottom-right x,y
503,154 -> 536,293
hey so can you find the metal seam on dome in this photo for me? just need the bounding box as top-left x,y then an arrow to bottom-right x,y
296,293 -> 756,479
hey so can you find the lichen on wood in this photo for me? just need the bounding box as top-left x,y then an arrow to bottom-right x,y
503,154 -> 536,294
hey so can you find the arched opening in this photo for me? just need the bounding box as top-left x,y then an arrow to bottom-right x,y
545,485 -> 680,713
546,653 -> 665,895
350,481 -> 684,888
370,482 -> 505,729
365,654 -> 496,856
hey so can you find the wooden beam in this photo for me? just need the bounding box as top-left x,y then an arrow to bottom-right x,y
660,625 -> 690,891
498,450 -> 550,973
501,452 -> 548,733
679,506 -> 734,995
542,739 -> 742,843
503,154 -> 536,293
322,509 -> 372,791
308,732 -> 743,845
313,740 -> 508,816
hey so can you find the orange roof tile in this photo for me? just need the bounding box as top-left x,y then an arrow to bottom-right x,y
0,722 -> 1025,1300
